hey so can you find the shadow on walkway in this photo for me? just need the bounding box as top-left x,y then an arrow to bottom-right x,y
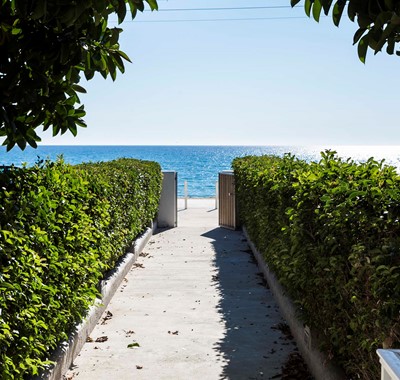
202,227 -> 296,380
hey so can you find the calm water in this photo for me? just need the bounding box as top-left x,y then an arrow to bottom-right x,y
1,145 -> 400,197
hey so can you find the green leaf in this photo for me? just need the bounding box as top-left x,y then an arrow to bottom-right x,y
113,53 -> 125,72
347,1 -> 356,22
27,139 -> 38,149
0,282 -> 15,290
291,0 -> 301,7
304,0 -> 312,17
312,0 -> 323,22
84,69 -> 95,81
11,27 -> 22,35
72,84 -> 87,94
52,124 -> 60,136
127,342 -> 140,348
130,5 -> 138,19
374,33 -> 388,53
146,0 -> 159,11
74,106 -> 86,118
75,119 -> 87,128
107,56 -> 117,81
387,37 -> 395,55
332,0 -> 345,26
353,28 -> 367,45
5,141 -> 15,151
321,0 -> 333,15
16,138 -> 27,150
117,0 -> 127,23
357,35 -> 369,63
67,117 -> 78,137
136,1 -> 145,12
117,50 -> 132,63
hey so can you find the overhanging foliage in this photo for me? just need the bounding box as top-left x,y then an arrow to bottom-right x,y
291,0 -> 400,62
0,0 -> 158,151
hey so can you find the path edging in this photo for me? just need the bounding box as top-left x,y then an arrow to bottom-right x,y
243,226 -> 347,380
35,223 -> 156,380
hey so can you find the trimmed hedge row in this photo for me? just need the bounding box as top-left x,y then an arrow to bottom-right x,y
0,158 -> 162,379
233,151 -> 400,380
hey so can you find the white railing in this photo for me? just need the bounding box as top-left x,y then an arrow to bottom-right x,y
377,349 -> 400,380
180,180 -> 219,209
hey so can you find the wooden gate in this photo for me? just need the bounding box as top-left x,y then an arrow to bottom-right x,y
218,171 -> 238,230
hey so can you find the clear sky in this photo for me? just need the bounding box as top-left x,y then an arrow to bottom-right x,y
39,0 -> 400,146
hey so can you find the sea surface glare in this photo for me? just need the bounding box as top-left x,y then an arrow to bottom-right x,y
0,145 -> 399,198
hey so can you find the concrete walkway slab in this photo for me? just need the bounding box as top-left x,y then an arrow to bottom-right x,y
66,200 -> 297,380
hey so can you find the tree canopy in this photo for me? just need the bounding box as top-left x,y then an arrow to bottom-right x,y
0,0 -> 157,151
292,0 -> 400,62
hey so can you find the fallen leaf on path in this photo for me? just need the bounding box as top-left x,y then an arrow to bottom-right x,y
136,365 -> 143,369
168,330 -> 179,335
128,342 -> 140,348
86,336 -> 94,343
101,310 -> 113,325
124,330 -> 135,337
95,336 -> 108,343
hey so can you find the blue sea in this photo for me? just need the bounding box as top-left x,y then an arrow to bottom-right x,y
1,145 -> 400,197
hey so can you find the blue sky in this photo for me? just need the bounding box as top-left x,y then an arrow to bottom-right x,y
40,0 -> 400,146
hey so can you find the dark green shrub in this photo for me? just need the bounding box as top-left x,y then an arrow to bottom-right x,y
78,158 -> 162,271
233,151 -> 400,380
0,158 -> 161,379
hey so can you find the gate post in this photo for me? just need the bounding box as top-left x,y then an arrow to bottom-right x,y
218,170 -> 238,230
157,171 -> 178,228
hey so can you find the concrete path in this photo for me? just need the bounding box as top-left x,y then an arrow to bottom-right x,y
66,199 -> 297,380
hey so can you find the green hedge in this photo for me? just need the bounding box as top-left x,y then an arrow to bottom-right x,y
233,151 -> 400,380
0,158 -> 162,379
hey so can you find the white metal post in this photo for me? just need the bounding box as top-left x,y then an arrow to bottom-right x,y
184,180 -> 188,210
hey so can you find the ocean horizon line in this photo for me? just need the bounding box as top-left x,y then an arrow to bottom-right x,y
2,145 -> 400,197
22,144 -> 400,147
